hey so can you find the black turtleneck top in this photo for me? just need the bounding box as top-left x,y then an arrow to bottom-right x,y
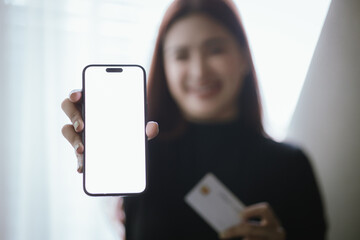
123,120 -> 326,240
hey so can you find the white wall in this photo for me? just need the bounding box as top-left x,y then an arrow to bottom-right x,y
286,0 -> 360,239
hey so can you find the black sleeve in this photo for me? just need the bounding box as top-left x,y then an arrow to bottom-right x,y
282,149 -> 327,240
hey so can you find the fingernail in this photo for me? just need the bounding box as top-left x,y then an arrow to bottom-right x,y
77,154 -> 83,173
74,143 -> 83,154
74,143 -> 80,152
74,121 -> 80,131
69,89 -> 81,98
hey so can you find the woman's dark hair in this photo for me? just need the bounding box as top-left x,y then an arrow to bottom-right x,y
147,0 -> 265,138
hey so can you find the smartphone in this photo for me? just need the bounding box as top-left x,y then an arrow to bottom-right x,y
82,64 -> 147,196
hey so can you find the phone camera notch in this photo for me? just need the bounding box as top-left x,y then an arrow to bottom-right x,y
106,68 -> 123,73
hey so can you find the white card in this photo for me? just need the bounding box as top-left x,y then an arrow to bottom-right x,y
185,173 -> 246,233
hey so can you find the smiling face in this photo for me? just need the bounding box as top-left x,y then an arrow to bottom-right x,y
163,13 -> 249,123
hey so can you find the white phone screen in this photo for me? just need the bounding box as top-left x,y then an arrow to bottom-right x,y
83,65 -> 147,196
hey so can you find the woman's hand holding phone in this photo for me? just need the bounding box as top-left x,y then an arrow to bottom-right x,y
61,89 -> 159,174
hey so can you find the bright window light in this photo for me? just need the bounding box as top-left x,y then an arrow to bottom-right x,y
234,0 -> 331,140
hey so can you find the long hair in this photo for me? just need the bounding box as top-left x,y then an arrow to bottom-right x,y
147,0 -> 265,139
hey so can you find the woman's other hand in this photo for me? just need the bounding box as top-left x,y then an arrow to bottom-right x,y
61,89 -> 159,173
219,202 -> 286,240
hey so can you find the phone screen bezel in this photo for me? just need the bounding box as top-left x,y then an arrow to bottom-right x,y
81,64 -> 148,196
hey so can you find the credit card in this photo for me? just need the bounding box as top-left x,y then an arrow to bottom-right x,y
185,173 -> 246,233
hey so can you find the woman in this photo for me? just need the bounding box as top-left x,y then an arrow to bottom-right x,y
62,0 -> 327,239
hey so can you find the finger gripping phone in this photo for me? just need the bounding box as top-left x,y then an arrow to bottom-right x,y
82,64 -> 147,196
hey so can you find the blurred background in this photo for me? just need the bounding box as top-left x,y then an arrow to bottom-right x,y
0,0 -> 359,239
